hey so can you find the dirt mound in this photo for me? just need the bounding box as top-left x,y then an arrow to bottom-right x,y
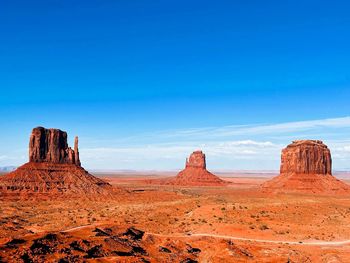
166,151 -> 229,186
0,127 -> 111,196
262,140 -> 350,194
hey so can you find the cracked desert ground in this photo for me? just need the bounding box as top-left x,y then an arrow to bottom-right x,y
1,173 -> 350,263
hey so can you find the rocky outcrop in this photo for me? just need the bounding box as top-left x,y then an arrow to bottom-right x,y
0,127 -> 111,196
74,136 -> 81,167
167,151 -> 228,186
29,127 -> 81,166
0,226 -> 203,263
280,140 -> 332,176
262,140 -> 350,194
185,151 -> 206,169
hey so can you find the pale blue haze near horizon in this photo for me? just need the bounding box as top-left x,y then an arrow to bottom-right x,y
0,1 -> 350,170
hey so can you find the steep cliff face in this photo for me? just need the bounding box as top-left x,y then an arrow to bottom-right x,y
0,127 -> 110,196
29,127 -> 81,166
262,140 -> 350,194
168,151 -> 228,186
185,151 -> 206,169
280,140 -> 332,175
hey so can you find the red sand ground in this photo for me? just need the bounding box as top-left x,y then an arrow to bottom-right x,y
0,172 -> 350,262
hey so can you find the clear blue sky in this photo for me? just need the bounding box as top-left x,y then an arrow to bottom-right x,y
1,1 -> 350,170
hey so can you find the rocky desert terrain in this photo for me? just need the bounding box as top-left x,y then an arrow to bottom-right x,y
0,130 -> 349,262
1,175 -> 350,262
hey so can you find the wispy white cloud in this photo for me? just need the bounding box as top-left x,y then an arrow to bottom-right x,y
150,116 -> 350,139
81,140 -> 281,170
86,116 -> 350,147
0,155 -> 8,161
2,117 -> 350,171
0,153 -> 26,166
79,117 -> 350,170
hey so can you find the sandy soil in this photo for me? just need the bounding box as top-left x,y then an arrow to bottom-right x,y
0,173 -> 349,262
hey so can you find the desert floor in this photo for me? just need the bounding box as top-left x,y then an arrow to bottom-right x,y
0,173 -> 350,262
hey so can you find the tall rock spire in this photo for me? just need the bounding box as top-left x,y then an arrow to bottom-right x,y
74,136 -> 81,167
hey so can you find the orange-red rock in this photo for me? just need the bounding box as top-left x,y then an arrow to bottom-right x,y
0,162 -> 109,194
262,140 -> 350,194
0,127 -> 110,195
29,127 -> 81,166
280,140 -> 332,175
167,151 -> 228,186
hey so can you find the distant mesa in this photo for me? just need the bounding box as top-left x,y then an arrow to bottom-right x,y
185,150 -> 207,169
166,151 -> 229,186
0,166 -> 16,172
262,140 -> 350,194
0,127 -> 111,195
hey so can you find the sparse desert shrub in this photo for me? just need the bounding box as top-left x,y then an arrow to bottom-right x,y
260,224 -> 269,230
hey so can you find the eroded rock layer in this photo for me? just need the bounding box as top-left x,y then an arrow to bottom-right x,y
280,140 -> 332,175
262,140 -> 350,194
168,151 -> 228,186
0,162 -> 110,194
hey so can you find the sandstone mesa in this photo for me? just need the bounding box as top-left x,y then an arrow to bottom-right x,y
262,140 -> 350,194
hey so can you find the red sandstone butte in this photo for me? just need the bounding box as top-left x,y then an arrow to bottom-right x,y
168,151 -> 228,186
29,127 -> 81,166
0,127 -> 110,195
262,140 -> 350,194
